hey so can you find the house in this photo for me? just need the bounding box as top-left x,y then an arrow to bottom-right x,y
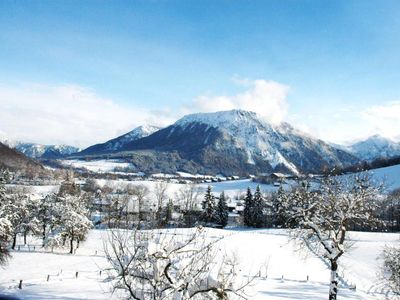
255,172 -> 293,185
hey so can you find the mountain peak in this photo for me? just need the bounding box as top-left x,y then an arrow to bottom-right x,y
175,109 -> 265,129
113,125 -> 161,145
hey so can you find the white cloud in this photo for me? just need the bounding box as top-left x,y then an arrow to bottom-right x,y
0,79 -> 290,148
0,83 -> 159,147
290,101 -> 400,145
3,79 -> 398,149
188,79 -> 290,124
360,101 -> 400,141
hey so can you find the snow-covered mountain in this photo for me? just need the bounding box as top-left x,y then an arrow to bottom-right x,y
347,135 -> 400,161
15,143 -> 81,159
79,125 -> 161,155
80,110 -> 357,175
0,131 -> 80,159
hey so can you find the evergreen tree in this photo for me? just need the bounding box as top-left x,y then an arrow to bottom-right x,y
243,187 -> 253,227
216,192 -> 229,227
272,185 -> 289,227
202,186 -> 216,224
252,185 -> 265,228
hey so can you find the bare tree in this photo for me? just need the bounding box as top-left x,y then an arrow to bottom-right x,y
278,173 -> 382,300
175,184 -> 201,227
154,181 -> 170,227
104,227 -> 253,299
176,183 -> 200,212
127,184 -> 150,229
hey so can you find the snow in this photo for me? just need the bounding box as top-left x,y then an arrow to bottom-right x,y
175,172 -> 212,179
150,173 -> 177,179
60,159 -> 132,173
367,163 -> 400,191
0,229 -> 398,299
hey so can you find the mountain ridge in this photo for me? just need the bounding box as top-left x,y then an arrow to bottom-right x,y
79,125 -> 161,155
76,110 -> 359,175
345,135 -> 400,162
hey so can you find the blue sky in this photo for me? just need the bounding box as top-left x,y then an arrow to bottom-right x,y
0,1 -> 400,147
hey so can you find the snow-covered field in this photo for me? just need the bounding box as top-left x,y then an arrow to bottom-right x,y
60,159 -> 133,173
0,229 -> 398,299
368,163 -> 400,191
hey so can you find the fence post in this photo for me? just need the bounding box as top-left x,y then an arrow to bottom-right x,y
18,280 -> 22,289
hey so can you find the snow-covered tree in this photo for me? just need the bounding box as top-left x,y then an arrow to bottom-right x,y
0,217 -> 12,265
243,186 -> 264,227
37,193 -> 63,247
279,173 -> 382,300
243,187 -> 253,227
56,195 -> 92,254
0,169 -> 12,264
252,186 -> 265,228
58,173 -> 80,197
216,192 -> 229,227
271,185 -> 295,228
0,192 -> 30,249
382,245 -> 400,296
202,186 -> 217,224
104,227 -> 253,299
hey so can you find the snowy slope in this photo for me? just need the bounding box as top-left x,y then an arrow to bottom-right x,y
347,135 -> 400,161
0,229 -> 398,299
367,163 -> 400,191
79,125 -> 161,154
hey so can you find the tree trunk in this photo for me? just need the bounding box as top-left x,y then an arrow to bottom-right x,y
329,260 -> 338,300
23,231 -> 27,245
42,224 -> 46,247
69,238 -> 74,254
12,234 -> 17,250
